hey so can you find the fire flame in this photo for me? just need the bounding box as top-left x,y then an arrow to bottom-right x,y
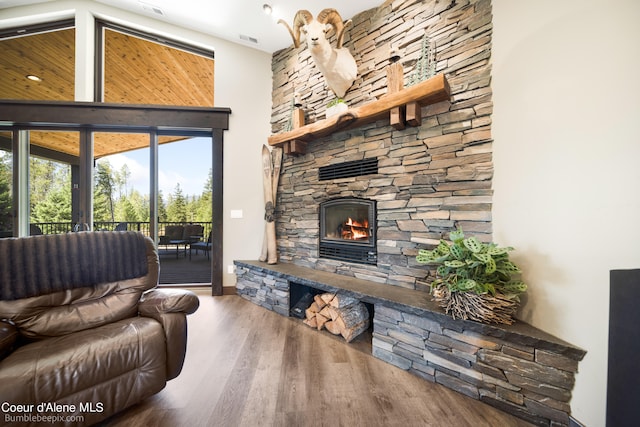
341,217 -> 369,240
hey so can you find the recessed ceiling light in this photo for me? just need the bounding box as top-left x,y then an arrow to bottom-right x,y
26,75 -> 42,82
262,4 -> 272,15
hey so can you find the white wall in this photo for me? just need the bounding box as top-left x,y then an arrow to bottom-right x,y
492,0 -> 640,425
0,1 -> 273,288
215,36 -> 272,287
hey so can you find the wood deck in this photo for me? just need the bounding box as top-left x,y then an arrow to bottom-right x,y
158,249 -> 211,285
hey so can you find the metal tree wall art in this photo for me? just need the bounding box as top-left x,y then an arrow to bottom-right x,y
408,34 -> 436,86
284,97 -> 295,132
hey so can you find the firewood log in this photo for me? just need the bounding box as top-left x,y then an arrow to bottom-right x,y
303,295 -> 370,342
305,301 -> 320,320
342,320 -> 369,343
313,294 -> 327,309
320,293 -> 336,304
332,313 -> 346,332
315,312 -> 329,330
325,306 -> 339,322
303,317 -> 317,328
332,302 -> 370,342
329,294 -> 359,308
324,321 -> 342,335
318,306 -> 332,319
338,303 -> 368,326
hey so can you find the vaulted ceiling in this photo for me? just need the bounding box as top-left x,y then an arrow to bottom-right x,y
0,26 -> 214,159
0,1 -> 382,160
0,0 -> 383,53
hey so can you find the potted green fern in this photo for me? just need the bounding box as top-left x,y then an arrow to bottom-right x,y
326,98 -> 347,118
416,228 -> 527,325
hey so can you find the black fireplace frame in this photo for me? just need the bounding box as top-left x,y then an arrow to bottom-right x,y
318,197 -> 377,265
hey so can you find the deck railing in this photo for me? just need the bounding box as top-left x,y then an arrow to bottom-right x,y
28,221 -> 212,240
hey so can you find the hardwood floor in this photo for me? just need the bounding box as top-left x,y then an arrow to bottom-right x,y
99,291 -> 533,427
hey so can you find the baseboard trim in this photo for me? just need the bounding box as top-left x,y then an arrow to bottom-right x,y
222,286 -> 236,295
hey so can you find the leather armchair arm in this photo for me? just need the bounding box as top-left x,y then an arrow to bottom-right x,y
138,288 -> 199,317
0,320 -> 18,360
138,289 -> 199,380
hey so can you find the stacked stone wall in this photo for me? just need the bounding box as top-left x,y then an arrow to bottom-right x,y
271,0 -> 494,288
235,261 -> 586,427
235,266 -> 289,316
373,305 -> 582,426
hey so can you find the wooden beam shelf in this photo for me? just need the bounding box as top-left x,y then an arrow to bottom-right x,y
268,73 -> 450,152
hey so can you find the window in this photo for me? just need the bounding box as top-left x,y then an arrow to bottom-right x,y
29,131 -> 77,234
0,21 -> 75,101
97,21 -> 214,106
0,133 -> 12,237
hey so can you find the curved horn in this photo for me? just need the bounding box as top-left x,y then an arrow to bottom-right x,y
278,10 -> 312,48
317,8 -> 348,49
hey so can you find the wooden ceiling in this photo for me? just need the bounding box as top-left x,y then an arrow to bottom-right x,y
0,26 -> 214,159
0,28 -> 75,102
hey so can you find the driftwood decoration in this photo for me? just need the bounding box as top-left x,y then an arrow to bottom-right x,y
268,73 -> 450,147
431,283 -> 519,325
259,145 -> 283,264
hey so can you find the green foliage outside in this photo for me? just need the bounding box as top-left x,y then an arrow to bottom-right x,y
165,183 -> 187,222
30,158 -> 71,223
92,161 -> 212,224
0,150 -> 213,229
0,153 -> 12,231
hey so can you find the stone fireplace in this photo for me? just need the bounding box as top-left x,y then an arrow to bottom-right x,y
319,197 -> 377,265
244,1 -> 587,426
272,0 -> 494,288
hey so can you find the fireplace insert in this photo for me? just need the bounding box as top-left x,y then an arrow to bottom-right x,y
319,197 -> 376,265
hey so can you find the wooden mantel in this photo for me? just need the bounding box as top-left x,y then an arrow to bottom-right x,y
268,73 -> 450,151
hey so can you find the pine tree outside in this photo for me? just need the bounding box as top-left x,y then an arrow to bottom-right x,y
1,135 -> 214,284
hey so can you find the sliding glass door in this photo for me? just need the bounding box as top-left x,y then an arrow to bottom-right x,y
157,136 -> 213,285
92,131 -> 213,285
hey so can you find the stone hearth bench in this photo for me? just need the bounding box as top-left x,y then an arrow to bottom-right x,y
234,260 -> 586,427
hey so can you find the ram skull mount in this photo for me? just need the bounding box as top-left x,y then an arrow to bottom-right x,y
279,9 -> 358,99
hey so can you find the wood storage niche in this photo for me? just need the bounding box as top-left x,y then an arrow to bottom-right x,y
301,292 -> 370,343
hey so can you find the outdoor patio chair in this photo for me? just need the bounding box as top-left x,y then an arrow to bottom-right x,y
190,231 -> 212,260
183,224 -> 204,243
159,225 -> 194,258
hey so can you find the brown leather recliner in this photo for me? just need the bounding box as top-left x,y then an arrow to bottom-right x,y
0,231 -> 199,426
